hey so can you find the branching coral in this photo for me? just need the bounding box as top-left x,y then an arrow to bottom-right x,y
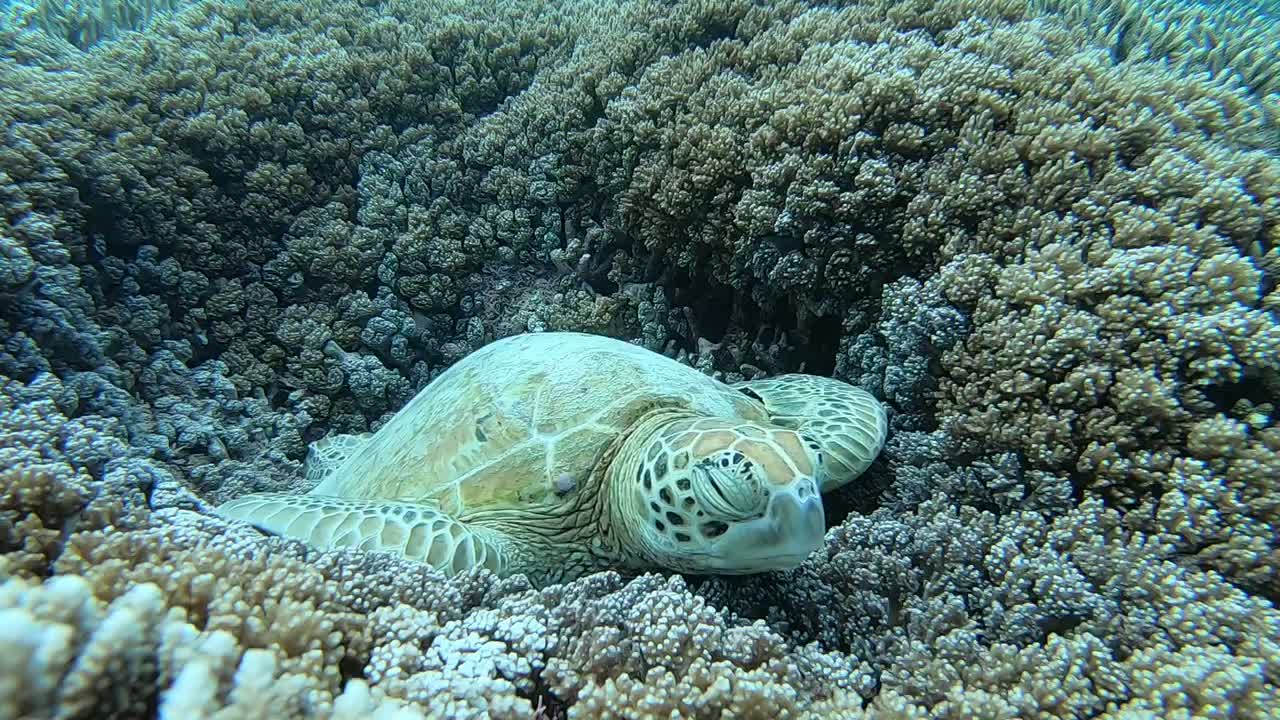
924,44 -> 1280,595
1030,0 -> 1280,102
3,0 -> 192,51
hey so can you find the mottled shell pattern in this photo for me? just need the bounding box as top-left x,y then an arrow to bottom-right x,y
308,332 -> 769,525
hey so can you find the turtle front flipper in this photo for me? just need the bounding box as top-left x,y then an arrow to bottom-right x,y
214,492 -> 515,578
734,374 -> 887,493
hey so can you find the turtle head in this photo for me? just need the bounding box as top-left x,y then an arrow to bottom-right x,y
617,416 -> 827,575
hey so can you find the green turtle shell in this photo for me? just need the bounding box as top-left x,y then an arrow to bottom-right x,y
308,332 -> 769,522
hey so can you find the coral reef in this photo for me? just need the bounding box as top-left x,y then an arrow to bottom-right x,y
1,0 -> 1278,717
2,0 -> 193,51
1030,0 -> 1280,101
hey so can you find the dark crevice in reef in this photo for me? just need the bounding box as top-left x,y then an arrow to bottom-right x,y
822,454 -> 892,528
656,258 -> 846,378
337,655 -> 367,683
667,271 -> 739,345
801,313 -> 841,376
1202,372 -> 1272,412
754,295 -> 843,376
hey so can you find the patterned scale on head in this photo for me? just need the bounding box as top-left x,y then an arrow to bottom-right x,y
213,332 -> 887,587
610,414 -> 828,575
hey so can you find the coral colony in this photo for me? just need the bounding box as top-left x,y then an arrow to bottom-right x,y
1,0 -> 1277,717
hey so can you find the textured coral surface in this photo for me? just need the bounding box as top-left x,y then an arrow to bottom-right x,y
1,0 -> 1278,717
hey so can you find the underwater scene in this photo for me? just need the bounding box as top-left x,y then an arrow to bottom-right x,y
1,0 -> 1278,717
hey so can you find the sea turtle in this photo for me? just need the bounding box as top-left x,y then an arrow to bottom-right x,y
215,331 -> 887,586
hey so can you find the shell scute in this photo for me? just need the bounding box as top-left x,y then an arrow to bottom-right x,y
320,333 -> 755,518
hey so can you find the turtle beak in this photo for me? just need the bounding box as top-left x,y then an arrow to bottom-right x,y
707,486 -> 826,572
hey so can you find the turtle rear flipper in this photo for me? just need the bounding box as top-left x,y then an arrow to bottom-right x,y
214,492 -> 512,577
304,432 -> 372,491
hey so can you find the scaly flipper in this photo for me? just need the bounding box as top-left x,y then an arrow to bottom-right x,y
214,492 -> 515,577
734,374 -> 887,493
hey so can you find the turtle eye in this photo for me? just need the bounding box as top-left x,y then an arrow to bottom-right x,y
693,455 -> 767,519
